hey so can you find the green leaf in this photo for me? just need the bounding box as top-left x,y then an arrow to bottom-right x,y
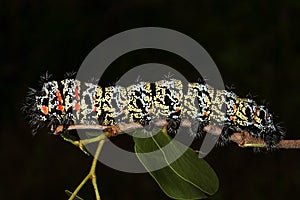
65,190 -> 85,200
134,131 -> 219,199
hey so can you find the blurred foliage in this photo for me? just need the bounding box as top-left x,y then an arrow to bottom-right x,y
1,0 -> 300,200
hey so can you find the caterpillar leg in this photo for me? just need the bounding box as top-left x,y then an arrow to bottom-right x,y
218,125 -> 238,146
48,116 -> 62,134
166,117 -> 181,136
139,115 -> 155,132
50,113 -> 74,134
190,118 -> 209,137
103,126 -> 121,137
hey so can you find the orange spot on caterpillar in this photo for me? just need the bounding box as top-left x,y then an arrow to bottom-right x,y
204,111 -> 207,116
74,103 -> 80,111
56,90 -> 63,102
93,97 -> 97,111
233,104 -> 237,111
253,107 -> 258,123
56,90 -> 64,111
231,116 -> 236,121
57,104 -> 64,111
176,107 -> 181,112
41,105 -> 48,114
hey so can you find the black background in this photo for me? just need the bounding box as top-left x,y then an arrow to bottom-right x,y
1,1 -> 299,200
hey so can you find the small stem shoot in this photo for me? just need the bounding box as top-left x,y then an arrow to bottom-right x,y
68,135 -> 105,200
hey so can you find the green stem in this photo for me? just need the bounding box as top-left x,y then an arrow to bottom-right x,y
90,139 -> 105,200
68,137 -> 105,200
82,134 -> 107,146
68,173 -> 91,200
242,143 -> 265,148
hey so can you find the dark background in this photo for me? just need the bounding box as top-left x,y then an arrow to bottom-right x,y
1,0 -> 299,200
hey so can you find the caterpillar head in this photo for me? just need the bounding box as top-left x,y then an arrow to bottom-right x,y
253,105 -> 285,148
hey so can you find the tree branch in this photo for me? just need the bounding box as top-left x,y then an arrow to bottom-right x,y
55,120 -> 300,149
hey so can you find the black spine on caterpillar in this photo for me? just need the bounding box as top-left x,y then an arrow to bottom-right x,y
22,73 -> 285,149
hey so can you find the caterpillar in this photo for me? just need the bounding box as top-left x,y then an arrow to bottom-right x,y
22,72 -> 285,149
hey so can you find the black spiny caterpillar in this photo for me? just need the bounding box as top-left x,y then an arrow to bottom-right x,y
22,72 -> 285,149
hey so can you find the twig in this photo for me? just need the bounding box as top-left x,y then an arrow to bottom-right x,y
55,120 -> 300,149
68,135 -> 105,200
229,131 -> 300,149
